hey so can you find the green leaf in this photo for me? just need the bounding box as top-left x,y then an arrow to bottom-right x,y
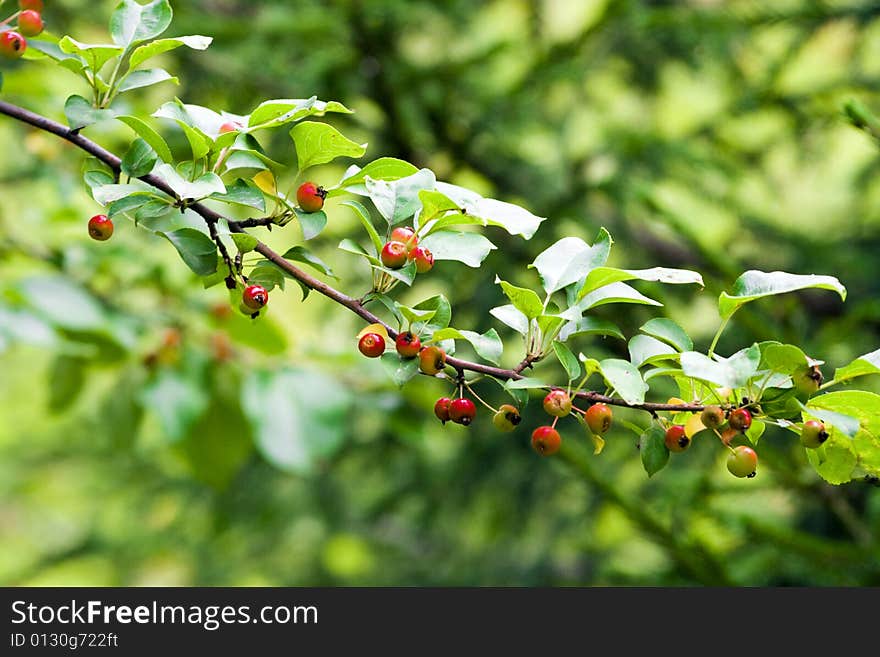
363,169 -> 436,225
161,228 -> 218,276
639,318 -> 693,352
247,97 -> 353,131
628,335 -> 677,368
745,419 -> 765,446
338,238 -> 380,265
578,266 -> 704,300
380,352 -> 421,388
680,345 -> 761,389
506,377 -> 551,390
417,190 -> 460,225
154,163 -> 225,200
531,237 -> 605,294
106,194 -> 152,217
806,431 -> 859,485
371,261 -> 418,287
210,179 -> 265,211
487,376 -> 529,408
225,310 -> 287,354
718,270 -> 847,319
116,68 -> 177,93
640,425 -> 670,477
295,209 -> 328,241
110,0 -> 173,48
396,304 -> 438,327
64,95 -> 118,131
117,115 -> 173,163
431,328 -> 503,365
805,393 -> 872,439
558,317 -> 625,342
152,100 -> 214,159
91,182 -> 156,205
759,343 -> 809,375
282,246 -> 336,278
553,341 -> 581,380
434,181 -> 545,239
419,230 -> 496,267
561,282 -> 662,321
230,233 -> 258,253
495,278 -> 543,319
121,138 -> 157,178
247,261 -> 285,293
128,34 -> 212,69
599,358 -> 649,405
290,121 -> 367,172
341,200 -> 383,255
833,348 -> 880,385
489,304 -> 529,336
58,36 -> 123,72
21,277 -> 105,331
140,369 -> 208,442
334,157 -> 419,194
23,38 -> 87,77
242,368 -> 351,474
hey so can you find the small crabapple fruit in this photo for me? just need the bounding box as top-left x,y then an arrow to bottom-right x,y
492,404 -> 521,432
434,397 -> 452,424
585,403 -> 612,434
418,345 -> 446,375
800,420 -> 829,449
395,331 -> 421,358
531,426 -> 561,456
87,214 -> 114,241
17,10 -> 43,36
242,284 -> 268,310
700,405 -> 724,429
448,398 -> 476,426
380,241 -> 408,269
358,332 -> 386,358
543,390 -> 572,417
296,182 -> 326,213
408,246 -> 434,274
664,424 -> 690,452
0,31 -> 27,59
728,408 -> 752,432
389,226 -> 418,252
727,445 -> 758,478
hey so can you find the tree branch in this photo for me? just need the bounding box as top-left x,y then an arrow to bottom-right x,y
0,99 -> 711,415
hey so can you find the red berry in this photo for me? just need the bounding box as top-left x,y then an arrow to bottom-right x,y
395,331 -> 421,358
390,226 -> 418,252
418,345 -> 446,375
19,1 -> 43,11
17,10 -> 43,36
434,397 -> 452,424
664,424 -> 690,452
242,284 -> 268,310
728,408 -> 752,432
87,214 -> 114,241
296,182 -> 326,213
380,241 -> 408,269
531,426 -> 562,456
584,403 -> 612,434
543,390 -> 572,417
0,31 -> 27,59
358,332 -> 385,358
408,246 -> 434,274
448,398 -> 476,426
800,420 -> 829,449
727,446 -> 758,478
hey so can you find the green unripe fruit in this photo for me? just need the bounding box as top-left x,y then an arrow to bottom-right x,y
700,405 -> 724,429
793,364 -> 823,399
492,404 -> 521,432
543,390 -> 572,417
584,403 -> 612,434
800,420 -> 829,449
727,446 -> 758,478
531,426 -> 561,456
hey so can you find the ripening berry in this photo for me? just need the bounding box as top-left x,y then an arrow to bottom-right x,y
664,424 -> 690,452
531,426 -> 561,456
358,332 -> 385,358
242,284 -> 268,310
543,390 -> 572,417
800,420 -> 829,449
380,241 -> 408,269
728,408 -> 752,432
395,331 -> 421,358
219,121 -> 241,134
727,446 -> 758,478
418,345 -> 446,375
390,226 -> 418,252
585,403 -> 612,434
87,214 -> 114,241
434,397 -> 452,424
17,10 -> 43,36
492,404 -> 521,432
793,364 -> 823,399
0,31 -> 27,59
700,405 -> 724,429
296,182 -> 326,213
408,246 -> 434,274
448,398 -> 476,426
19,1 -> 44,11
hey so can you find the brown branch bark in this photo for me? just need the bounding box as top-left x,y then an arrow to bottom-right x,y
0,99 -> 711,414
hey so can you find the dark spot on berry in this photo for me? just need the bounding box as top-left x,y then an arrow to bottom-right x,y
679,437 -> 689,448
819,431 -> 829,444
747,471 -> 756,478
508,412 -> 521,426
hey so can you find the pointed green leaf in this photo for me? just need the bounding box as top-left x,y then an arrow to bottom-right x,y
640,425 -> 670,477
505,377 -> 551,390
281,246 -> 336,279
58,36 -> 123,72
628,335 -> 678,368
210,179 -> 265,211
334,157 -> 420,194
833,348 -> 880,384
579,266 -> 704,300
117,68 -> 177,93
719,270 -> 847,319
431,328 -> 503,365
639,318 -> 693,352
380,352 -> 420,388
495,278 -> 543,319
342,200 -> 383,254
121,137 -> 157,178
489,304 -> 529,336
230,233 -> 258,253
154,163 -> 225,200
363,169 -> 437,225
290,121 -> 367,172
371,261 -> 417,287
434,181 -> 545,239
680,344 -> 761,389
64,95 -> 118,130
558,317 -> 625,342
561,282 -> 662,321
599,358 -> 649,405
414,295 -> 452,329
247,97 -> 353,131
128,34 -> 212,69
110,0 -> 173,48
338,238 -> 380,265
117,114 -> 173,163
419,230 -> 496,267
295,209 -> 327,241
161,228 -> 218,276
531,237 -> 602,293
553,341 -> 581,380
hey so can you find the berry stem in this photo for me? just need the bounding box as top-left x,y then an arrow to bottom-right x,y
463,381 -> 497,413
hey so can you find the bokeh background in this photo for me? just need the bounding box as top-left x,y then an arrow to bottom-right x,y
1,0 -> 879,585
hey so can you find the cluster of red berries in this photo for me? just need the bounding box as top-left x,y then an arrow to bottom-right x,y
380,226 -> 434,274
0,1 -> 45,60
530,392 -> 613,456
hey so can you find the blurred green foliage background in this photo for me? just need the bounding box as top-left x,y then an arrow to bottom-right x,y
1,0 -> 879,586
